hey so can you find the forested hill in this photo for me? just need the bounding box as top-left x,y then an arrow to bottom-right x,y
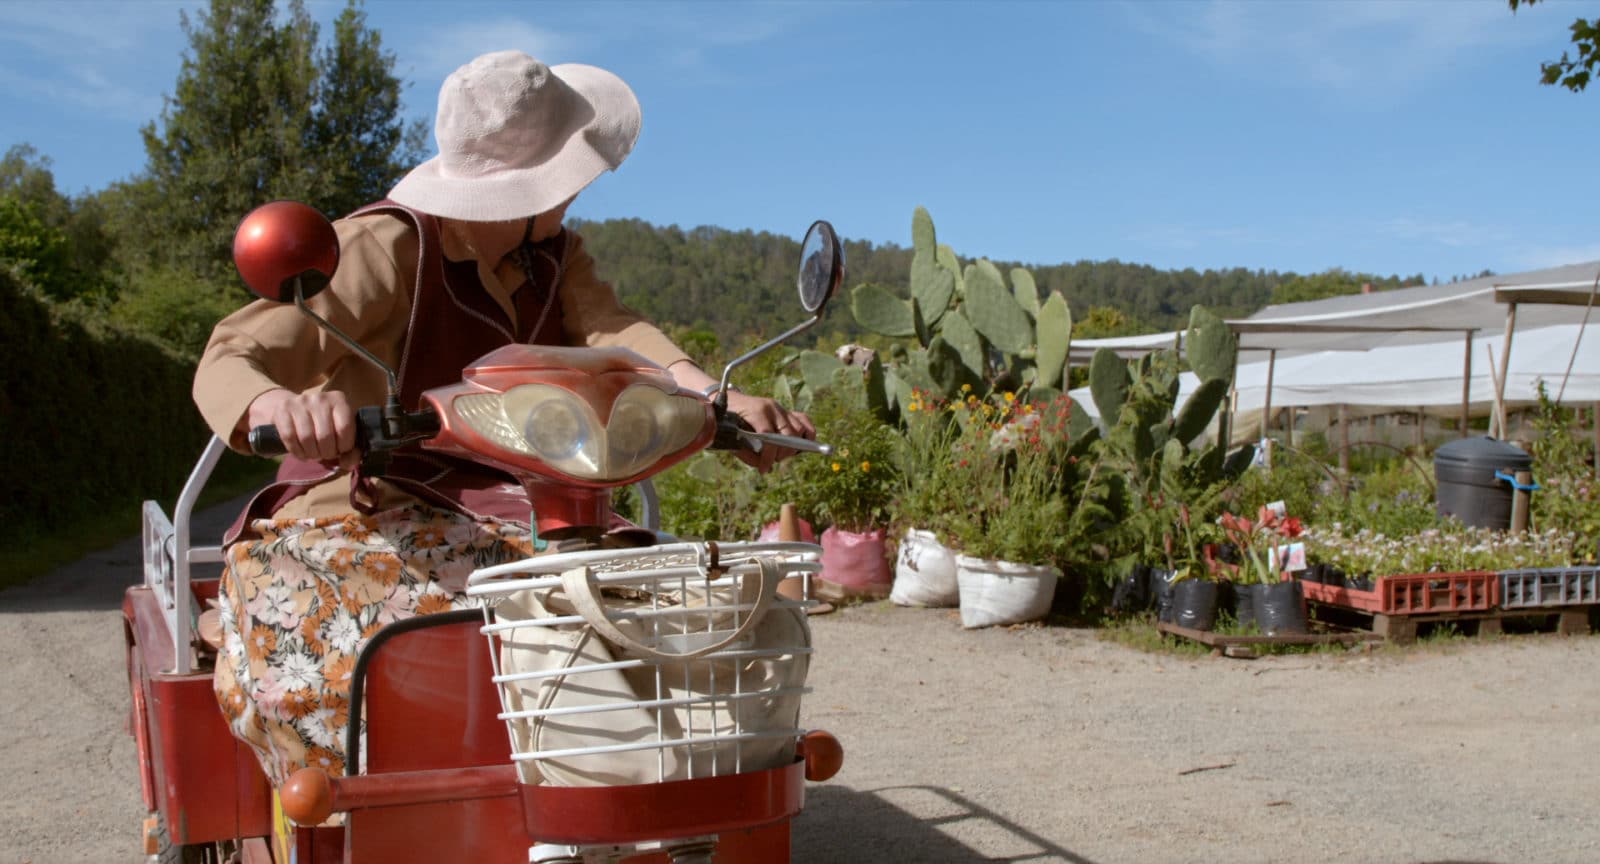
573,217 -> 1411,352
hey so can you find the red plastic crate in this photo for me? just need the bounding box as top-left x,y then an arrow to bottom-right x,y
1300,579 -> 1383,613
1300,571 -> 1498,615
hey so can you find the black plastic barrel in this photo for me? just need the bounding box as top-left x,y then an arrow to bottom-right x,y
1433,436 -> 1533,529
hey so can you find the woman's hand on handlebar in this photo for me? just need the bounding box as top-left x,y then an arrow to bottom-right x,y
724,390 -> 815,473
244,388 -> 360,468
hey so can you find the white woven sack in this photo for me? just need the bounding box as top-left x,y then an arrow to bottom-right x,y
954,555 -> 1059,629
890,528 -> 959,607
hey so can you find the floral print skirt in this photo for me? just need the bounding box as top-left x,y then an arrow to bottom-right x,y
213,504 -> 534,788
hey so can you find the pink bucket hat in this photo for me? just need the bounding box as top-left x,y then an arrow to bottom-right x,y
389,50 -> 641,221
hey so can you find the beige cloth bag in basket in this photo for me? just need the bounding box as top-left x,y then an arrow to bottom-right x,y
494,558 -> 810,786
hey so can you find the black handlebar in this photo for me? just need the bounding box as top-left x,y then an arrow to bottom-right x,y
248,404 -> 440,464
711,405 -> 751,451
248,425 -> 288,456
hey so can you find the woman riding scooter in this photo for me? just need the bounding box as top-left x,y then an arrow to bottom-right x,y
192,49 -> 815,788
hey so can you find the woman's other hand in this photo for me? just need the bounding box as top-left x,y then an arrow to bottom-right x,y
244,388 -> 360,468
724,390 -> 815,473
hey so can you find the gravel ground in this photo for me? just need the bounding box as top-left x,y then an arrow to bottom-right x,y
3,498 -> 1598,863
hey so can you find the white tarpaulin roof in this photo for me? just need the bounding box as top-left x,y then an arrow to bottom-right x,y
1069,259 -> 1600,363
1071,323 -> 1600,422
1224,323 -> 1599,414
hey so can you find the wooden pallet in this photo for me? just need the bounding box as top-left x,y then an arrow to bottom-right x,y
1308,600 -> 1595,643
1156,621 -> 1385,658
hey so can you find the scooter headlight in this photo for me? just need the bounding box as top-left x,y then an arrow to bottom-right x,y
451,383 -> 705,481
605,384 -> 707,477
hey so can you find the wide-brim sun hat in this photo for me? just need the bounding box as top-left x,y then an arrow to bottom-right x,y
389,50 -> 641,221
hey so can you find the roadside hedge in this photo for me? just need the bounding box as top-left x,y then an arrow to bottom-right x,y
0,265 -> 213,545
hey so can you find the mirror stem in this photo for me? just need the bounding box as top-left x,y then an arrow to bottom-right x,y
714,313 -> 823,409
293,277 -> 400,396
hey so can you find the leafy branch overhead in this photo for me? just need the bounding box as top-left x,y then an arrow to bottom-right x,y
1509,0 -> 1600,92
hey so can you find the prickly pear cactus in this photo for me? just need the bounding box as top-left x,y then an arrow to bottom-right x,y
845,206 -> 1078,418
1081,305 -> 1256,599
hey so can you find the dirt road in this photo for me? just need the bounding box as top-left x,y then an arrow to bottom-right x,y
3,500 -> 1597,863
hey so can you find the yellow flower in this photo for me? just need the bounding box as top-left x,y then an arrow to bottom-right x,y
961,383 -> 972,393
1003,391 -> 1016,403
831,462 -> 842,472
860,461 -> 871,472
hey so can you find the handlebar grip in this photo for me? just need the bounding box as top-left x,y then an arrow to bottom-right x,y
248,425 -> 287,456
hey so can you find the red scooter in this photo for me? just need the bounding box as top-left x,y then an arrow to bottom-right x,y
124,201 -> 845,863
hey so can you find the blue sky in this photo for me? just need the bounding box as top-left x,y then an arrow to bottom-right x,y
2,0 -> 1596,282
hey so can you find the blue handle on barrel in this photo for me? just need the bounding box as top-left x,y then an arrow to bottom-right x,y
1494,470 -> 1540,491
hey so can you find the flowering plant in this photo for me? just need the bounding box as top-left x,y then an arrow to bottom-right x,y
900,386 -> 1081,565
1162,501 -> 1224,582
1215,505 -> 1305,585
779,386 -> 900,533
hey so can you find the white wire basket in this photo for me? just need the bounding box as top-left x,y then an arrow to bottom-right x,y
465,541 -> 821,787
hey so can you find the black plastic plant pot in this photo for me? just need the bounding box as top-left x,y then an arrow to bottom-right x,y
1256,580 -> 1308,635
1113,564 -> 1153,615
1150,568 -> 1178,624
1231,580 -> 1257,630
1172,578 -> 1219,631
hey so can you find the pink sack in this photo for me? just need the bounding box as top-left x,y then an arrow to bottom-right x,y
818,525 -> 891,590
758,518 -> 816,543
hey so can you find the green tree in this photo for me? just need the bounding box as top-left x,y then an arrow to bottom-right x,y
137,0 -> 424,282
1,145 -> 118,302
308,3 -> 429,220
1071,305 -> 1155,340
1510,0 -> 1600,91
0,196 -> 69,299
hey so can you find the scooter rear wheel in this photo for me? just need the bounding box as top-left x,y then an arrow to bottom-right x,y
149,812 -> 223,864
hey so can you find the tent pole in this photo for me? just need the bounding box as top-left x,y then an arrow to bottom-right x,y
1484,343 -> 1506,440
1496,303 -> 1518,439
1338,403 -> 1350,476
1262,349 -> 1277,469
1460,330 -> 1473,439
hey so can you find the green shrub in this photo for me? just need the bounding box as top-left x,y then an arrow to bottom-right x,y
1231,449 -> 1329,523
1528,383 -> 1600,543
0,264 -> 230,556
1317,458 -> 1442,538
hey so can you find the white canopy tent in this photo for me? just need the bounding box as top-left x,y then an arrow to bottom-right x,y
1070,323 -> 1600,421
1070,258 -> 1600,364
1065,259 -> 1600,456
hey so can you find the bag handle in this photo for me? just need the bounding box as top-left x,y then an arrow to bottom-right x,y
560,557 -> 782,661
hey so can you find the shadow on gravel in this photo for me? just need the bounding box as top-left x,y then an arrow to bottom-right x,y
0,496 -> 241,615
794,784 -> 1098,863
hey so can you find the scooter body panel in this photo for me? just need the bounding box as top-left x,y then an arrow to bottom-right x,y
124,583 -> 273,845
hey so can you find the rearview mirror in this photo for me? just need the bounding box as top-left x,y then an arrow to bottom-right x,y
231,200 -> 397,394
233,201 -> 340,303
797,220 -> 843,315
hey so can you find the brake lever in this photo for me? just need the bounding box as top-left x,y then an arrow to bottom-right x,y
737,428 -> 833,456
